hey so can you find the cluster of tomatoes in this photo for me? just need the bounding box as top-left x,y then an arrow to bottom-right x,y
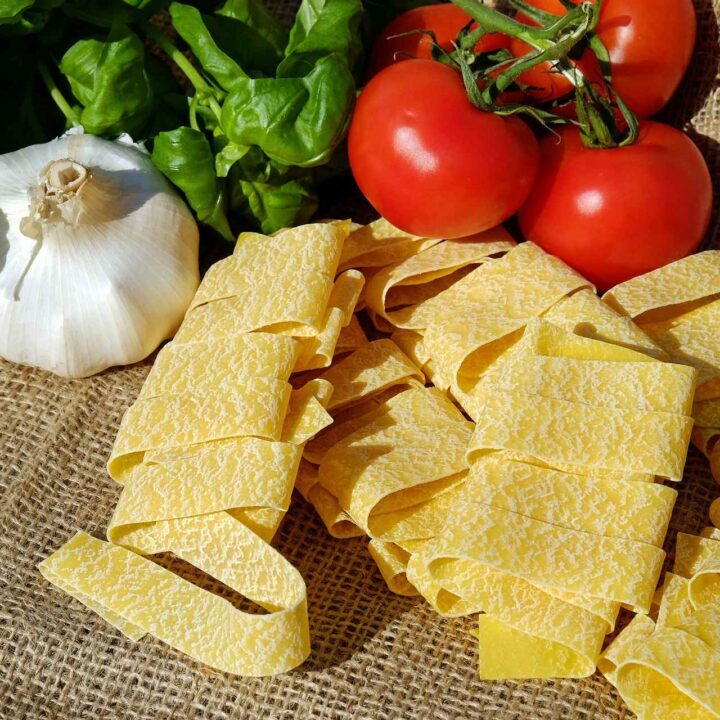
348,1 -> 712,290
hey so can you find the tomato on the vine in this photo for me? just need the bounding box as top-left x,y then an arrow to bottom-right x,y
366,4 -> 511,79
349,60 -> 540,239
519,122 -> 712,290
511,0 -> 696,117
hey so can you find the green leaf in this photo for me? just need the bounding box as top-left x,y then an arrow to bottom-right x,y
169,2 -> 247,91
228,148 -> 318,234
60,25 -> 153,137
203,13 -> 283,78
0,0 -> 62,33
152,127 -> 234,242
279,0 -> 363,77
221,54 -> 355,167
214,139 -> 250,177
0,0 -> 33,22
216,0 -> 287,58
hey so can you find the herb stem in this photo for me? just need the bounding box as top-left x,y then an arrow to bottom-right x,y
143,22 -> 211,95
37,60 -> 80,125
142,22 -> 224,125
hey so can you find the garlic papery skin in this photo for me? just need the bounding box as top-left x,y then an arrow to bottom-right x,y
0,132 -> 200,378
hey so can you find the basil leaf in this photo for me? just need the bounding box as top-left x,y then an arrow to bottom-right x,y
0,0 -> 62,34
214,139 -> 250,177
203,13 -> 283,78
152,127 -> 234,242
0,0 -> 34,24
221,54 -> 355,167
169,2 -> 247,91
60,25 -> 153,137
228,149 -> 318,234
216,0 -> 287,59
279,0 -> 363,77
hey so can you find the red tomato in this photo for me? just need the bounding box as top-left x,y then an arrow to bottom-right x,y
519,122 -> 712,290
510,0 -> 696,116
349,60 -> 540,239
367,4 -> 510,79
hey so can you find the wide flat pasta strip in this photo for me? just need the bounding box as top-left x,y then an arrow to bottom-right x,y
40,224 -> 352,676
600,526 -> 720,719
363,229 -> 515,329
338,218 -> 439,272
40,524 -> 309,678
315,235 -> 695,682
603,251 -> 720,483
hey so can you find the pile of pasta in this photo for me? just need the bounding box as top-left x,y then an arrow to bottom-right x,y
604,251 -> 720,484
303,226 -> 705,680
40,217 -> 720,698
599,521 -> 720,718
40,221 -> 363,676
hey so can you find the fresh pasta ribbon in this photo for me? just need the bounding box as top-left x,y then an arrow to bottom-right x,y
310,233 -> 694,681
296,338 -> 476,592
335,314 -> 368,357
361,241 -> 591,416
296,305 -> 691,679
403,321 -> 692,679
40,222 -> 358,676
604,250 -> 720,482
338,218 -> 440,273
600,526 -> 720,719
467,320 -> 695,481
300,340 -> 472,521
295,338 -> 431,539
363,227 -> 515,331
382,243 -> 590,394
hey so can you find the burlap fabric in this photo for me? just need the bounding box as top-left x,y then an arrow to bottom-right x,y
2,2 -> 720,717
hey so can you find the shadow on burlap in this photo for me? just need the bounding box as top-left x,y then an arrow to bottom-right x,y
1,1 -> 720,718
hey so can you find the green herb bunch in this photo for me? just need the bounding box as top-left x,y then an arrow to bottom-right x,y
1,0 -> 363,238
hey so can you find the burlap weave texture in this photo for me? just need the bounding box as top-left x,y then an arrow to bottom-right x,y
2,0 -> 720,717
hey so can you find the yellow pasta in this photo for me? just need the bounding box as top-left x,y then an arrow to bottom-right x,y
40,222 -> 358,676
604,250 -> 720,482
338,217 -> 440,272
40,214 -> 708,691
298,313 -> 690,681
404,321 -> 692,679
363,227 -> 515,330
600,527 -> 720,719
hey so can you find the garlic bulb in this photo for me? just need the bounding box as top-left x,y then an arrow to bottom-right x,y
0,132 -> 200,378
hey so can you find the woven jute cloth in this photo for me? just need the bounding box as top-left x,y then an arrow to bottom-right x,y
2,2 -> 720,718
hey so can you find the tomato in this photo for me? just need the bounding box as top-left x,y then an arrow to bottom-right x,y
367,4 -> 510,79
349,60 -> 540,239
510,0 -> 696,117
518,122 -> 712,290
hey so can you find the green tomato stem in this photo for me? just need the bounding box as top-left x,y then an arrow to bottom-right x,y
449,0 -> 638,147
505,0 -> 558,25
37,60 -> 80,126
452,0 -> 596,88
